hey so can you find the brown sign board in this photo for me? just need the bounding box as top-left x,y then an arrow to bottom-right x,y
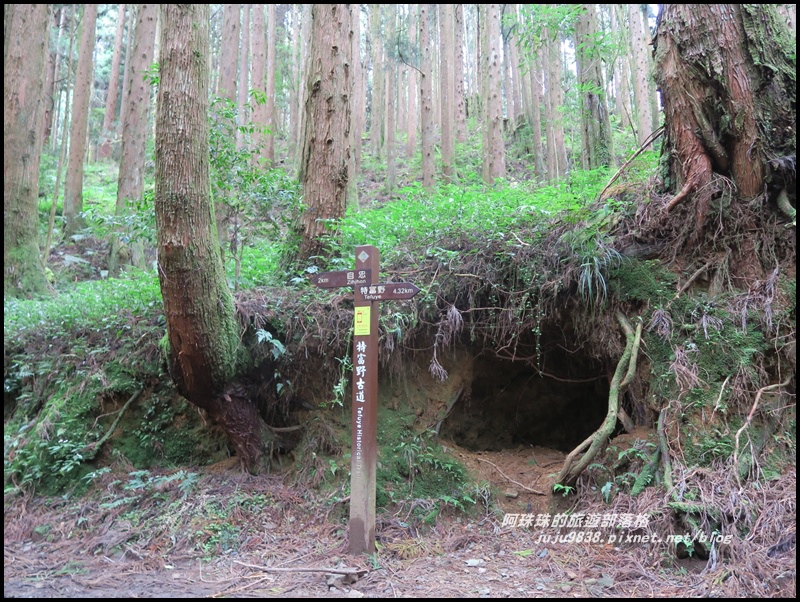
356,282 -> 420,301
312,269 -> 371,288
308,247 -> 420,556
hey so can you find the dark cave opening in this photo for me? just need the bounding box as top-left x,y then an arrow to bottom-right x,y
440,351 -> 612,453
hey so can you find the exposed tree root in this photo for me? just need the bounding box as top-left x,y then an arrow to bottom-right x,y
557,313 -> 642,486
81,388 -> 143,456
733,376 -> 792,485
657,409 -> 675,495
776,187 -> 796,227
474,456 -> 545,496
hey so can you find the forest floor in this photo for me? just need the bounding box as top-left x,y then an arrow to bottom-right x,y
4,446 -> 795,599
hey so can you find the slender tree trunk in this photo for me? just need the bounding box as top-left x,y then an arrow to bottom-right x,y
43,7 -> 63,146
44,9 -> 76,267
419,4 -> 435,189
482,4 -> 505,184
250,5 -> 267,166
63,4 -> 97,235
295,4 -> 354,261
628,3 -> 655,147
99,5 -> 126,160
289,6 -> 300,163
527,55 -> 546,180
503,34 -> 515,128
508,20 -> 522,127
156,4 -> 276,472
117,5 -> 135,150
405,4 -> 418,157
217,4 -> 239,100
575,4 -> 613,169
543,27 -> 568,182
350,2 -> 364,206
236,5 -> 250,152
454,3 -> 467,144
386,6 -> 397,193
110,4 -> 157,276
369,5 -> 384,161
4,4 -> 50,297
265,3 -> 276,166
216,3 -> 240,259
611,4 -> 634,135
439,4 -> 454,182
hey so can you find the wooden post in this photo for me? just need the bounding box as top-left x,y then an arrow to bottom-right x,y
310,245 -> 419,555
349,245 -> 379,554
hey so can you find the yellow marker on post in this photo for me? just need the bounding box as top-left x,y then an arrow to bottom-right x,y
354,306 -> 371,336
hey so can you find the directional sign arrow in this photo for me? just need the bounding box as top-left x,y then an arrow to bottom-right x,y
357,282 -> 421,301
312,269 -> 371,288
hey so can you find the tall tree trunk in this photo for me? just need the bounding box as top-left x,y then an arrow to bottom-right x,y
63,4 -> 97,235
655,4 -> 796,243
503,32 -> 516,128
453,3 -> 467,144
265,3 -> 276,166
4,4 -> 50,297
98,4 -> 126,160
295,4 -> 354,262
482,4 -> 505,184
628,3 -> 655,147
543,27 -> 568,182
110,4 -> 157,276
350,2 -> 364,206
369,5 -> 384,161
214,3 -> 240,259
250,5 -> 267,166
419,4 -> 435,189
507,16 -> 522,127
405,4 -> 418,157
575,4 -> 613,169
156,4 -> 276,472
527,55 -> 546,180
385,6 -> 397,194
43,7 -> 64,146
439,4 -> 454,182
611,4 -> 634,135
217,4 -> 239,100
236,5 -> 250,152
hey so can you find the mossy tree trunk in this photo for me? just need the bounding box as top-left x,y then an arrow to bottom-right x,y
654,5 -> 796,237
4,4 -> 50,298
155,4 -> 275,472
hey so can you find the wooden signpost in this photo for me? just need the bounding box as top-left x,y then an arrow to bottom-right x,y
311,245 -> 420,554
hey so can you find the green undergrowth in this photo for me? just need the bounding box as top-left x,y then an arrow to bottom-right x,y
4,269 -> 162,337
375,405 -> 478,520
3,269 -> 227,494
319,168 -> 612,272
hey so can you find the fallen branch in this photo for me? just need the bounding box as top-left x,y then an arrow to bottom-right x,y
474,456 -> 545,495
233,560 -> 367,577
599,126 -> 664,202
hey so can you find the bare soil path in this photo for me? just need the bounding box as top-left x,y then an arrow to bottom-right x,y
5,456 -> 794,598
